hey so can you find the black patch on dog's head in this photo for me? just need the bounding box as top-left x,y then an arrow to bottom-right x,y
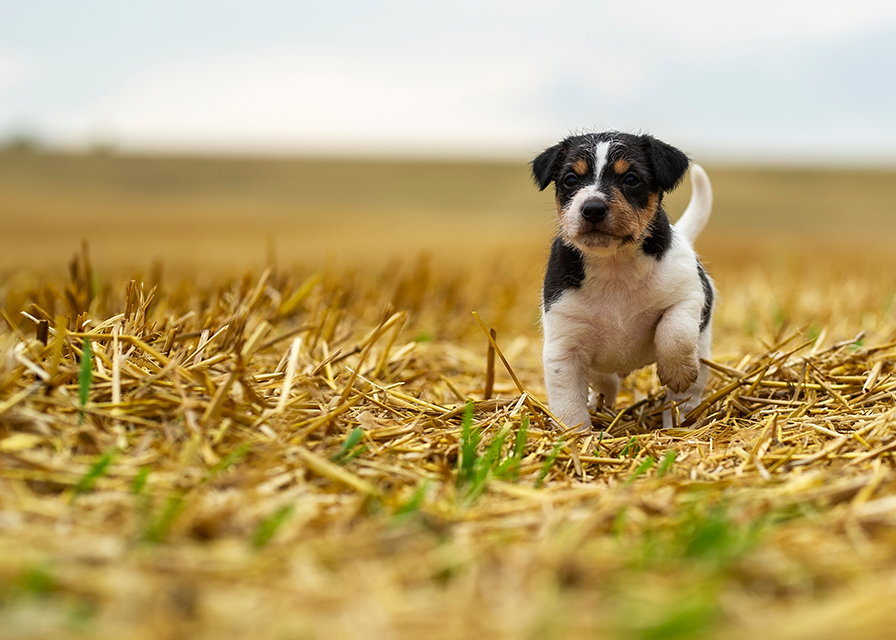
644,135 -> 690,192
542,237 -> 586,311
531,143 -> 565,191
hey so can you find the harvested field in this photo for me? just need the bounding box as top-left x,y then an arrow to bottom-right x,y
3,152 -> 896,639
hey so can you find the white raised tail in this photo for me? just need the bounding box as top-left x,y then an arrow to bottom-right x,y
674,164 -> 713,243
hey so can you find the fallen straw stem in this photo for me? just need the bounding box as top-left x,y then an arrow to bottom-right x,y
293,446 -> 380,497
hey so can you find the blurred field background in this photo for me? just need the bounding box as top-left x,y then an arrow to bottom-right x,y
5,148 -> 896,358
3,149 -> 896,276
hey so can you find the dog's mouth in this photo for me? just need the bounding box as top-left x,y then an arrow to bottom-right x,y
567,228 -> 641,256
572,228 -> 619,247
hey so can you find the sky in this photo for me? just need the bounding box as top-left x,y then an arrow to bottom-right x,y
1,0 -> 895,163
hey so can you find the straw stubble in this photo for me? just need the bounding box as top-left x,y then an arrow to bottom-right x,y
3,248 -> 896,639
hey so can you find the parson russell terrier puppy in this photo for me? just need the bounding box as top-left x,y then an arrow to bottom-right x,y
532,131 -> 714,430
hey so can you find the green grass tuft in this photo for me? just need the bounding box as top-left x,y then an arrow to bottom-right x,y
16,565 -> 59,595
625,456 -> 656,485
657,451 -> 676,478
207,443 -> 249,478
332,428 -> 366,464
536,437 -> 563,489
494,414 -> 528,481
78,337 -> 93,423
392,480 -> 430,524
624,591 -> 720,640
72,449 -> 115,499
457,401 -> 480,489
141,493 -> 186,544
456,405 -> 533,502
619,436 -> 639,458
251,505 -> 295,548
132,466 -> 150,495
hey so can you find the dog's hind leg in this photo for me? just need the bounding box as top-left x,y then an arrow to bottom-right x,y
587,372 -> 621,412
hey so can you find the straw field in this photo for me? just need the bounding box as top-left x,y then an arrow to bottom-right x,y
3,151 -> 896,639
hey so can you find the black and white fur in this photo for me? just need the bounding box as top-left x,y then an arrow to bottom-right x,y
532,131 -> 714,430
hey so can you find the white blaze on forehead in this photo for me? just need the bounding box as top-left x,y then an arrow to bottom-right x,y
562,139 -> 611,230
593,141 -> 611,183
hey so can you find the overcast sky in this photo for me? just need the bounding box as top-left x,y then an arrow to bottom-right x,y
2,0 -> 895,162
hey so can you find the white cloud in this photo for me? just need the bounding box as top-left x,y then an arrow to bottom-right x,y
65,49 -> 556,155
609,0 -> 896,54
0,54 -> 29,91
4,0 -> 896,160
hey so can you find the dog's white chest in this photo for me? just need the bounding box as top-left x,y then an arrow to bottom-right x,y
542,272 -> 665,375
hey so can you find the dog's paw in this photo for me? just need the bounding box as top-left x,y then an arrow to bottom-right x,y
657,357 -> 699,394
550,405 -> 593,432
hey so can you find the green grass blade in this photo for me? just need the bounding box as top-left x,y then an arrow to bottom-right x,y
513,415 -> 529,459
17,565 -> 58,595
132,466 -> 150,495
79,338 -> 93,407
332,428 -> 365,464
496,414 -> 529,481
251,505 -> 295,548
393,480 -> 430,523
619,436 -> 638,458
457,400 -> 480,488
142,493 -> 185,544
495,417 -> 527,481
536,438 -> 563,489
338,444 -> 367,463
78,338 -> 93,424
484,427 -> 508,469
466,433 -> 503,503
72,449 -> 115,498
625,456 -> 656,486
207,443 -> 249,478
657,450 -> 676,477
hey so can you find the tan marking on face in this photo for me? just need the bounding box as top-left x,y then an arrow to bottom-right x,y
605,188 -> 660,242
572,159 -> 588,175
613,159 -> 631,174
555,195 -> 563,216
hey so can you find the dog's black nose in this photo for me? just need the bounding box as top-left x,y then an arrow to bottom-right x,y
581,201 -> 608,223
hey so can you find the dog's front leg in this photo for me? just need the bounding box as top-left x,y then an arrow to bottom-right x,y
655,298 -> 705,427
543,342 -> 592,431
661,328 -> 712,428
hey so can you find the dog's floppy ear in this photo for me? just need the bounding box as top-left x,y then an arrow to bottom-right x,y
646,136 -> 689,192
531,143 -> 564,191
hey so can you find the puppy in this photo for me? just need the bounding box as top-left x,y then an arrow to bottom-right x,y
532,131 -> 714,430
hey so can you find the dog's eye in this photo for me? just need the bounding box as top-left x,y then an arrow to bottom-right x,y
562,174 -> 579,188
623,173 -> 640,187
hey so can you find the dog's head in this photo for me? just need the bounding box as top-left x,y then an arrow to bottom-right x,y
532,132 -> 689,255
